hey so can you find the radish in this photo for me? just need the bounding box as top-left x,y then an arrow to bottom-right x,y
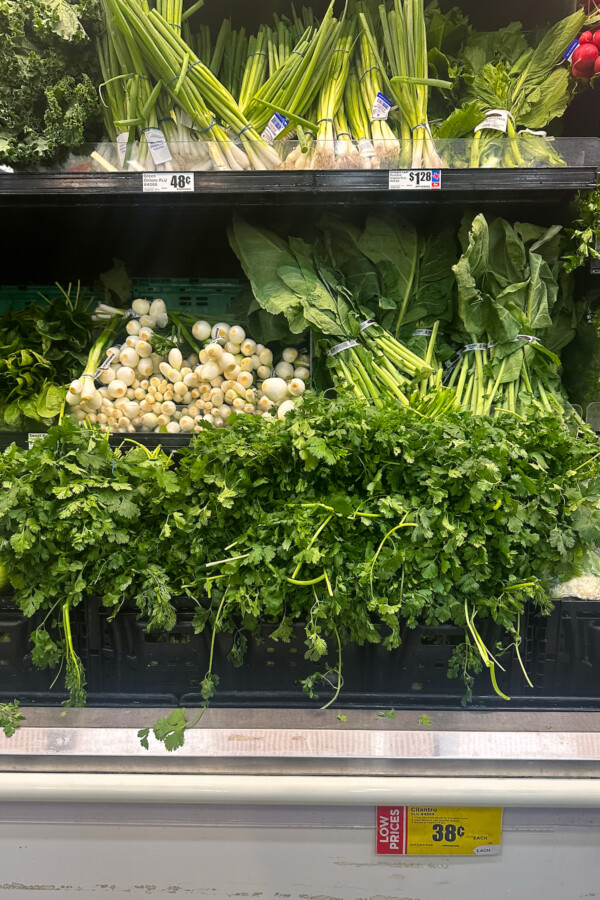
579,30 -> 594,44
573,60 -> 595,78
573,43 -> 598,65
594,31 -> 600,48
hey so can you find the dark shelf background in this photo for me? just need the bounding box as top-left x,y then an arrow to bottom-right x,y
0,170 -> 593,284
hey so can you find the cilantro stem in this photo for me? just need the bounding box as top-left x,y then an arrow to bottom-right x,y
320,626 -> 343,711
512,615 -> 533,689
369,516 -> 417,599
285,573 -> 327,586
292,514 -> 333,580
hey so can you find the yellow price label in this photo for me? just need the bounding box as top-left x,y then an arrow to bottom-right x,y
376,806 -> 503,856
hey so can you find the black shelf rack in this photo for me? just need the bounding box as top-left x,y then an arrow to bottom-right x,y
0,167 -> 598,208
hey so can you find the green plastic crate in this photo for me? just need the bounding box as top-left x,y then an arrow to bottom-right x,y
0,279 -> 248,317
131,278 -> 248,317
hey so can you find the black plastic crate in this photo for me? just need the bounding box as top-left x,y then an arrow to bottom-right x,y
0,596 -> 70,703
539,599 -> 600,698
0,432 -> 193,454
84,595 -> 533,708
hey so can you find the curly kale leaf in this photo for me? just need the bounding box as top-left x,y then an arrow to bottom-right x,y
0,0 -> 102,167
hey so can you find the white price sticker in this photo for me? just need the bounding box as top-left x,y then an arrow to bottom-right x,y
474,109 -> 511,134
116,133 -> 129,166
143,127 -> 173,166
27,433 -> 46,449
389,170 -> 441,190
142,173 -> 195,193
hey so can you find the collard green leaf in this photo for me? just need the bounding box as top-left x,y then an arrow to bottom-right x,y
358,217 -> 419,330
229,217 -> 307,333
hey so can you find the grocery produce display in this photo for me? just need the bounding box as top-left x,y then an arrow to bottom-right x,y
2,0 -> 600,770
2,199 -> 600,749
1,0 -> 599,173
85,0 -> 600,172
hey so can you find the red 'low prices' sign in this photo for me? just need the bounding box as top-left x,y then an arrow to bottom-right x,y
376,806 -> 407,855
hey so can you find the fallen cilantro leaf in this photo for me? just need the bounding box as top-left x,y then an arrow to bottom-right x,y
337,714 -> 348,722
0,701 -> 25,737
378,709 -> 396,719
418,714 -> 433,727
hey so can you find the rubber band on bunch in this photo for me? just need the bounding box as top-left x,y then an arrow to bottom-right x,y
238,124 -> 254,138
200,118 -> 218,135
360,66 -> 379,83
166,60 -> 202,87
247,51 -> 268,60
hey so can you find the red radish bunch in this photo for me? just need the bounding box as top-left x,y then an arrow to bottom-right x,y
571,30 -> 600,79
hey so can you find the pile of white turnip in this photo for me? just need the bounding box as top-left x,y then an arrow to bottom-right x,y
66,299 -> 309,434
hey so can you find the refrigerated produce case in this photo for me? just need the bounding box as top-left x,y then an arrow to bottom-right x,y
1,0 -> 600,896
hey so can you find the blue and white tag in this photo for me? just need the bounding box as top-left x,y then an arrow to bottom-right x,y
371,93 -> 395,121
261,113 -> 289,143
564,39 -> 579,62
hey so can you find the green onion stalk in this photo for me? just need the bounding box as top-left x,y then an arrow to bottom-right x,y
103,0 -> 281,172
67,318 -> 121,407
378,0 -> 450,169
239,29 -> 269,114
280,99 -> 319,170
333,103 -> 361,168
312,21 -> 355,170
345,70 -> 376,169
245,2 -> 341,138
153,0 -> 211,171
99,6 -> 170,173
356,5 -> 400,169
244,29 -> 313,129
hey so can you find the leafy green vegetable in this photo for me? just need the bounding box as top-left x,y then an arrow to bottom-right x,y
449,214 -> 573,417
0,700 -> 25,737
0,0 -> 102,167
336,714 -> 348,722
564,187 -> 600,274
418,713 -> 432,727
2,393 -> 600,730
378,709 -> 396,719
0,284 -> 95,430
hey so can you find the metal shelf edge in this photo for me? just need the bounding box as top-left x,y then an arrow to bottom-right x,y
0,168 -> 597,197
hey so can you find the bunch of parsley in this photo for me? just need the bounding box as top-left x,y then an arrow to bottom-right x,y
1,397 -> 600,743
0,422 -> 187,704
0,0 -> 102,167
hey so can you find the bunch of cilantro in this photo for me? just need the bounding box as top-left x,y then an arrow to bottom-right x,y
1,396 -> 600,746
0,0 -> 102,167
0,422 -> 186,704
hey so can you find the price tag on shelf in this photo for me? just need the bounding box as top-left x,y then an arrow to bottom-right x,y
389,169 -> 441,190
376,806 -> 503,856
142,173 -> 195,193
27,433 -> 47,450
